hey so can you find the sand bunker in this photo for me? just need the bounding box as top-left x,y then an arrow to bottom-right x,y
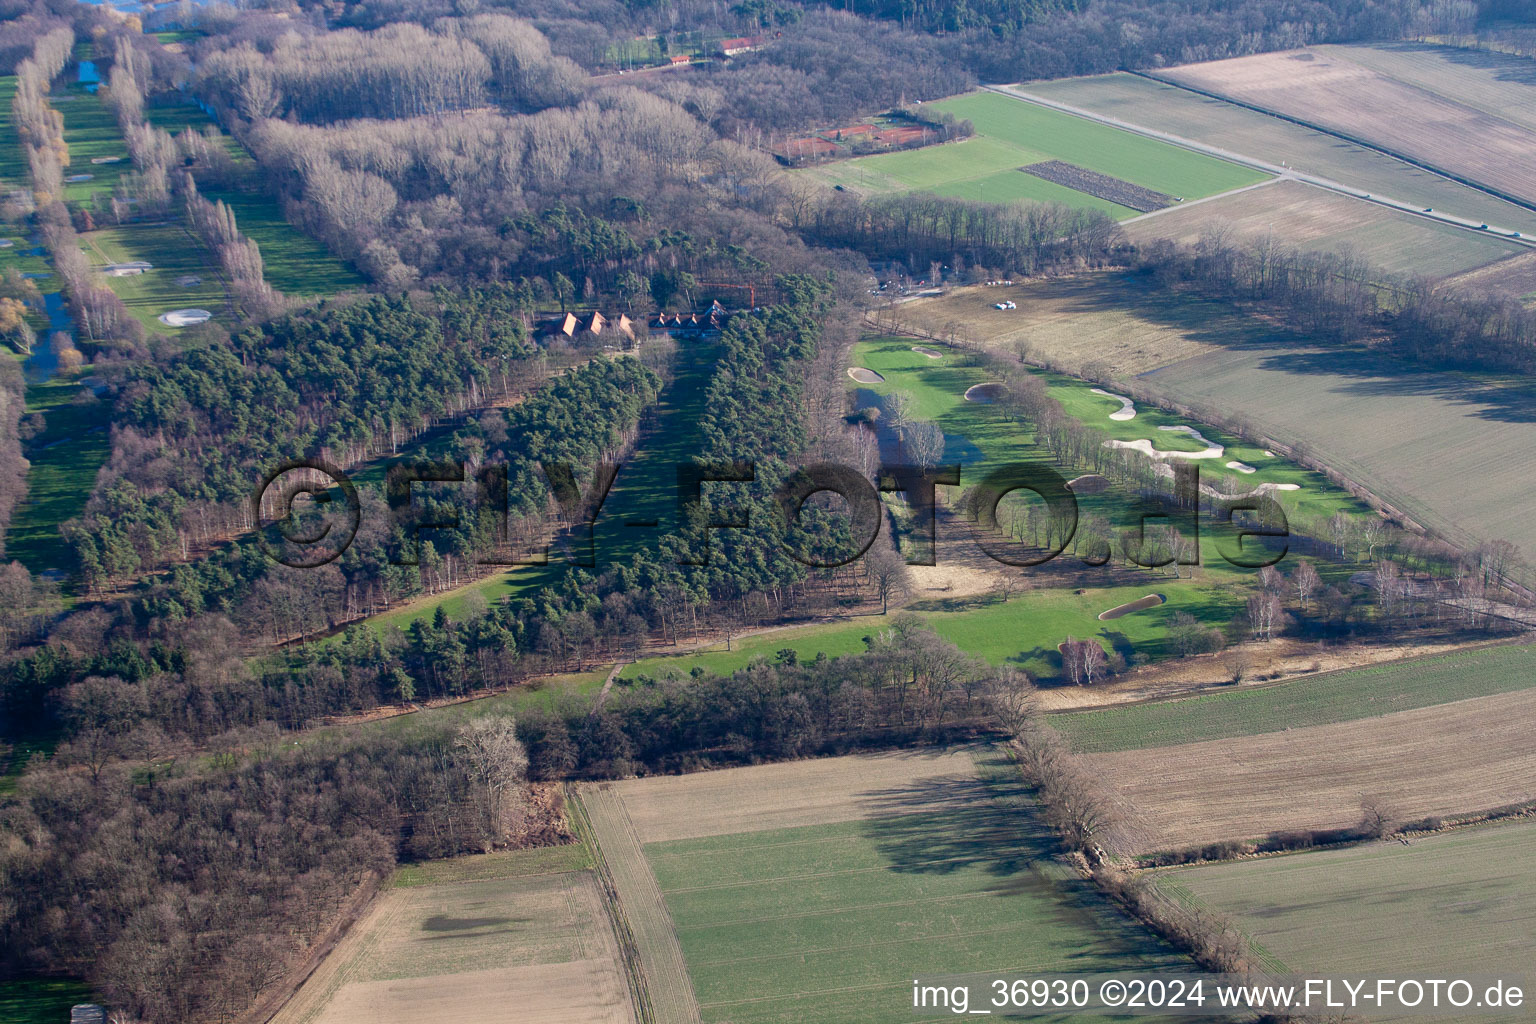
103,261 -> 151,277
1106,423 -> 1223,460
1263,450 -> 1276,457
912,346 -> 943,358
1226,461 -> 1256,474
847,367 -> 885,384
1098,593 -> 1166,621
1090,387 -> 1136,421
1067,474 -> 1110,495
64,173 -> 93,182
158,308 -> 212,326
175,275 -> 202,287
0,240 -> 11,248
89,156 -> 122,164
964,382 -> 1003,403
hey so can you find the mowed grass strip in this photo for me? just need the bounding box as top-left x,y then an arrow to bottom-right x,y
640,749 -> 1186,1024
203,190 -> 364,297
1157,817 -> 1536,990
55,85 -> 131,202
0,77 -> 30,189
4,376 -> 110,573
79,223 -> 227,330
1056,642 -> 1536,752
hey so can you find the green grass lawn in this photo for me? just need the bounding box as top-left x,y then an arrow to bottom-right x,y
4,375 -> 111,574
621,577 -> 1237,682
55,84 -> 131,202
0,76 -> 29,189
1156,816 -> 1536,989
805,90 -> 1266,219
645,748 -> 1187,1024
1054,642 -> 1536,752
0,979 -> 96,1024
202,190 -> 364,297
78,222 -> 227,331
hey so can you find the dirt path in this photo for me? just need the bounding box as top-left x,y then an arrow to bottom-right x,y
984,83 -> 1536,247
579,786 -> 703,1024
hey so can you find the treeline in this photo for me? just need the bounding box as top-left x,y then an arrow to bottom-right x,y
198,14 -> 585,124
0,717 -> 553,1024
9,25 -> 71,201
809,191 -> 1122,277
0,358 -> 26,555
1137,234 -> 1536,375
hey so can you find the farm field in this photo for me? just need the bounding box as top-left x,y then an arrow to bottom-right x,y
1125,178 -> 1524,279
1448,249 -> 1536,302
1089,687 -> 1536,854
269,843 -> 634,1024
3,375 -> 111,574
1316,42 -> 1536,134
1155,48 -> 1536,209
802,89 -> 1265,219
1136,332 -> 1536,557
898,271 -> 1536,557
78,223 -> 227,331
584,747 -> 1188,1024
1054,641 -> 1536,752
1157,817 -> 1536,1003
1020,72 -> 1536,238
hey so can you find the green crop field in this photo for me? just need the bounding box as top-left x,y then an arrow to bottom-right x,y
78,223 -> 227,331
1054,642 -> 1536,752
1022,72 -> 1536,237
634,747 -> 1187,1024
5,376 -> 111,574
1157,817 -> 1536,998
803,89 -> 1265,219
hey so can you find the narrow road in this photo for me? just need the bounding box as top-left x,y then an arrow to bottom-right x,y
981,83 -> 1536,249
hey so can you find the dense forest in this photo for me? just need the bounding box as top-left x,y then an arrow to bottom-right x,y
1,0 -> 1532,1020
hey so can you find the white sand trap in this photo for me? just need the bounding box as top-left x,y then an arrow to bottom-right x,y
964,382 -> 1003,403
104,261 -> 151,277
0,240 -> 11,248
89,156 -> 123,164
848,367 -> 885,384
1263,450 -> 1276,457
1144,461 -> 1303,499
175,275 -> 201,287
158,308 -> 212,326
1106,437 -> 1224,460
1066,474 -> 1110,494
1090,387 -> 1136,421
64,174 -> 94,182
912,346 -> 944,358
1099,593 -> 1166,621
1226,461 -> 1257,474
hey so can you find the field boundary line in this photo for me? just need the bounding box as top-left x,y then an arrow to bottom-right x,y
983,82 -> 1536,247
1126,70 -> 1536,222
568,787 -> 656,1024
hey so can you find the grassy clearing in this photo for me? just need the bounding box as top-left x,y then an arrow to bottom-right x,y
391,841 -> 594,888
1157,816 -> 1536,992
633,747 -> 1186,1024
1055,642 -> 1536,752
78,222 -> 226,330
55,84 -> 131,202
203,189 -> 364,297
804,88 -> 1264,219
0,76 -> 29,189
0,979 -> 96,1024
1023,72 -> 1536,237
4,376 -> 111,573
